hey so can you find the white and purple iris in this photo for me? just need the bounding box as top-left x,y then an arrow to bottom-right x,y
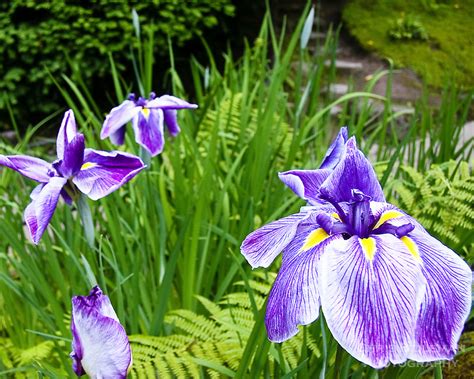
0,110 -> 145,244
71,286 -> 131,378
100,92 -> 198,156
241,128 -> 472,368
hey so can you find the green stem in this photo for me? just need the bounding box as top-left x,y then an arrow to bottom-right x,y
77,194 -> 95,249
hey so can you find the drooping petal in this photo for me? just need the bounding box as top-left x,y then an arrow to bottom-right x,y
278,169 -> 332,205
266,235 -> 339,342
320,137 -> 385,203
241,212 -> 309,268
72,149 -> 145,201
109,125 -> 126,146
163,109 -> 180,136
71,286 -> 131,378
319,126 -> 348,169
57,110 -> 78,160
24,176 -> 67,244
0,155 -> 51,182
146,95 -> 198,110
61,133 -> 85,178
132,109 -> 164,156
406,224 -> 472,361
100,100 -> 141,140
319,234 -> 426,368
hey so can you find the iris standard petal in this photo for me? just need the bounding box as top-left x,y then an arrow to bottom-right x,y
320,137 -> 385,203
163,109 -> 180,136
266,235 -> 338,342
0,155 -> 51,182
57,110 -> 78,160
72,149 -> 145,200
132,109 -> 165,156
319,234 -> 426,368
278,169 -> 332,205
24,176 -> 67,244
241,212 -> 309,268
406,225 -> 472,361
147,95 -> 198,110
100,100 -> 141,140
319,126 -> 348,169
61,133 -> 85,178
71,287 -> 131,378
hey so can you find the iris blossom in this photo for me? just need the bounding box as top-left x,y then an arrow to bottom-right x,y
71,286 -> 131,378
100,92 -> 198,156
0,110 -> 145,244
241,131 -> 472,368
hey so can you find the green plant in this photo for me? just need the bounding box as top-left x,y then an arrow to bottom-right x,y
0,0 -> 234,128
388,15 -> 428,40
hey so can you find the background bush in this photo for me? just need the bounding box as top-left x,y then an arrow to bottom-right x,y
0,0 -> 235,130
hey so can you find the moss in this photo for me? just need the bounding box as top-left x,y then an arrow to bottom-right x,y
342,0 -> 474,88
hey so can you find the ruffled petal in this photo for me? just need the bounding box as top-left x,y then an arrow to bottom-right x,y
24,177 -> 67,244
278,169 -> 332,205
109,126 -> 126,146
72,149 -> 145,200
57,110 -> 78,160
266,235 -> 339,342
406,224 -> 472,361
320,137 -> 385,203
132,109 -> 164,156
100,100 -> 141,140
319,234 -> 426,368
71,286 -> 131,378
147,95 -> 198,110
241,212 -> 309,268
0,155 -> 51,182
319,126 -> 348,169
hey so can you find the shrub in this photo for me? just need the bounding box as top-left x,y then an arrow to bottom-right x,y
388,15 -> 428,41
0,0 -> 235,128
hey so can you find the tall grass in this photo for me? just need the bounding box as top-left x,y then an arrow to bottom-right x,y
0,6 -> 472,378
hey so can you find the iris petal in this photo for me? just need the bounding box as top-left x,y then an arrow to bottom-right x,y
241,212 -> 309,268
319,126 -> 348,169
266,235 -> 339,342
73,149 -> 145,200
319,235 -> 426,368
278,169 -> 332,205
100,100 -> 141,140
57,110 -> 78,160
132,109 -> 165,156
24,177 -> 67,244
0,155 -> 51,183
321,137 -> 385,203
147,95 -> 198,110
407,225 -> 472,361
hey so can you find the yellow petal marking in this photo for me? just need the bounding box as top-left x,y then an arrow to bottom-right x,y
360,237 -> 376,261
81,162 -> 97,170
331,212 -> 341,221
302,228 -> 329,252
373,210 -> 403,229
141,107 -> 150,118
400,236 -> 421,261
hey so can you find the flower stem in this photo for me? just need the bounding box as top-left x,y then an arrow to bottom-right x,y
77,194 -> 95,249
139,146 -> 151,168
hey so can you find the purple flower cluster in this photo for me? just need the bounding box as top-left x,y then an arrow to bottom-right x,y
241,127 -> 472,368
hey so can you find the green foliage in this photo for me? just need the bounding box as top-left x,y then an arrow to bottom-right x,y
0,0 -> 234,124
388,160 -> 473,260
388,15 -> 428,41
130,273 -> 319,378
343,0 -> 474,88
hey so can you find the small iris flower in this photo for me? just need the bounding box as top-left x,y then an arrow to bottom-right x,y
241,130 -> 472,368
100,92 -> 198,156
0,110 -> 145,244
71,286 -> 132,378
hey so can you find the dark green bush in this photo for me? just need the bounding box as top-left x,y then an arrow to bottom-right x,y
0,0 -> 234,129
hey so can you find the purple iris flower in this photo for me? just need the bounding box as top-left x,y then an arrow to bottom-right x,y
241,132 -> 472,368
0,110 -> 145,244
71,286 -> 132,378
100,92 -> 198,156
